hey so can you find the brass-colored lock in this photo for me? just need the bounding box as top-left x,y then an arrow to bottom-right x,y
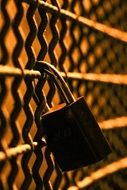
35,61 -> 111,172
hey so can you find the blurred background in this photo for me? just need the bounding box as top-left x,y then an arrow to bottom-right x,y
0,0 -> 127,189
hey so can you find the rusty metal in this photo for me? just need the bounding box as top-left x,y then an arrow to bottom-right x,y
0,0 -> 127,189
22,0 -> 127,43
69,157 -> 127,189
1,65 -> 127,85
61,72 -> 127,85
0,65 -> 41,77
99,116 -> 127,129
0,142 -> 38,161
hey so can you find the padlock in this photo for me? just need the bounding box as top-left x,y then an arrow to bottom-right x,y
35,61 -> 111,172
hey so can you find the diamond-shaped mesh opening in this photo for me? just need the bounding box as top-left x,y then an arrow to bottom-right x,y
83,0 -> 92,13
44,14 -> 53,46
80,37 -> 89,55
16,108 -> 26,144
19,3 -> 30,42
87,53 -> 96,68
54,43 -> 61,62
28,98 -> 38,139
32,36 -> 41,59
18,48 -> 28,69
0,160 -> 11,189
72,25 -> 81,43
71,48 -> 80,68
79,60 -> 87,72
6,0 -> 17,21
63,56 -> 72,72
52,89 -> 61,105
1,128 -> 13,153
3,78 -> 14,117
38,146 -> 51,178
5,28 -> 17,65
62,21 -> 72,52
14,155 -> 25,189
73,1 -> 82,15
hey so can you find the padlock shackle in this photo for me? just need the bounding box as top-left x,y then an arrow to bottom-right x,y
34,61 -> 75,104
43,68 -> 71,104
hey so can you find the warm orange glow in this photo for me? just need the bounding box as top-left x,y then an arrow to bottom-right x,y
68,157 -> 127,189
99,117 -> 127,129
77,157 -> 127,188
61,72 -> 127,85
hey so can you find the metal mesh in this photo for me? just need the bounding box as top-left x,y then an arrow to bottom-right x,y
0,0 -> 127,189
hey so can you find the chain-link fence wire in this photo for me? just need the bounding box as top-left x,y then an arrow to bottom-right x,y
0,0 -> 127,189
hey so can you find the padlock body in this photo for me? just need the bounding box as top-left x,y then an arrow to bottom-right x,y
41,97 -> 111,172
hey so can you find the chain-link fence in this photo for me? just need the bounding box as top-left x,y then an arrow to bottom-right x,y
0,0 -> 127,189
